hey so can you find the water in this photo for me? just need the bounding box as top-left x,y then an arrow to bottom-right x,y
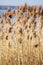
0,9 -> 6,14
0,6 -> 15,14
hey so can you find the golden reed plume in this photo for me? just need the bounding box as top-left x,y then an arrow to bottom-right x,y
0,4 -> 43,65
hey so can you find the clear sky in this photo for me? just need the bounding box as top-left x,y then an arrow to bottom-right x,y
0,0 -> 43,6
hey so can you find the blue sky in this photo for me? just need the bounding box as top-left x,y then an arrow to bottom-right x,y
0,0 -> 43,6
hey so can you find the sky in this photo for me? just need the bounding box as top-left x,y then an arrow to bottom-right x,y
0,0 -> 43,6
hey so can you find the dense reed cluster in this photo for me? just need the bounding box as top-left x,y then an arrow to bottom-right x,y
0,4 -> 43,65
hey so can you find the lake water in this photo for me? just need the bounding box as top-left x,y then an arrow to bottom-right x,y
0,6 -> 15,14
0,9 -> 6,14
